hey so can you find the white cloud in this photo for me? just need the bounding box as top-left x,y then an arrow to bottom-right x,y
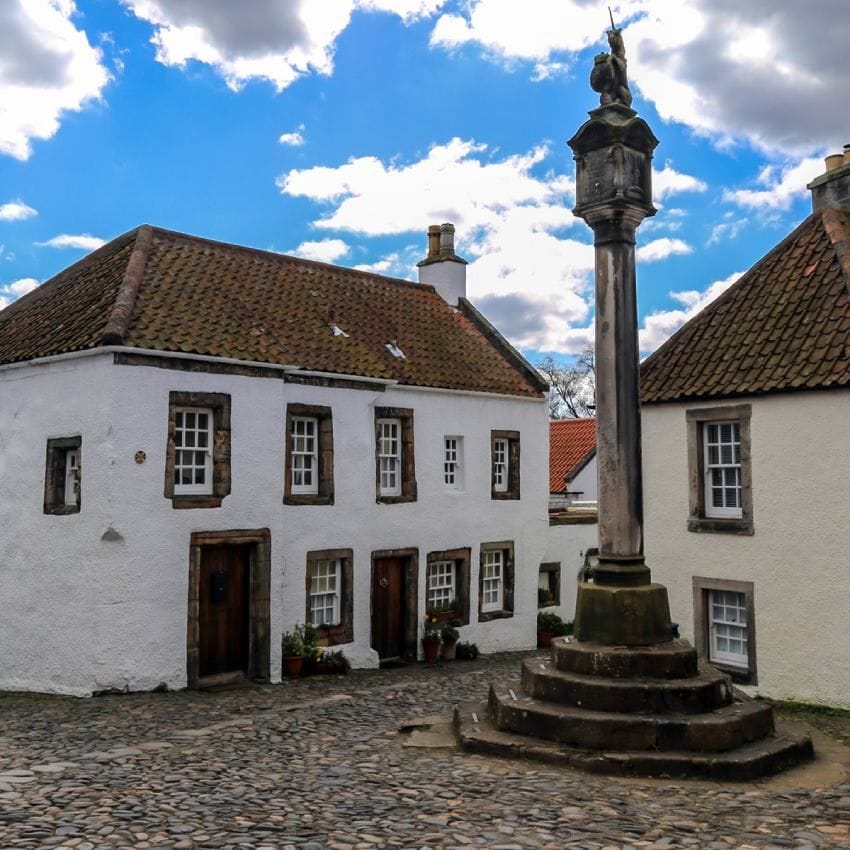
123,1 -> 445,91
653,163 -> 707,201
291,238 -> 350,263
0,276 -> 40,309
722,156 -> 823,211
636,237 -> 692,263
278,137 -> 594,351
431,1 -> 645,62
0,200 -> 38,221
37,233 -> 105,251
279,125 -> 305,146
639,269 -> 742,352
0,1 -> 111,160
430,1 -> 850,157
707,212 -> 747,245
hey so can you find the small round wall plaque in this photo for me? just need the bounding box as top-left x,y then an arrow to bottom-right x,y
135,450 -> 146,464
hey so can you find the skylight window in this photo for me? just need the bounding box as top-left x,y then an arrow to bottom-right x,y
385,341 -> 406,359
329,323 -> 349,337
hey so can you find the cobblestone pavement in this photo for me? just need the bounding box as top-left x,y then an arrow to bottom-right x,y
1,652 -> 848,850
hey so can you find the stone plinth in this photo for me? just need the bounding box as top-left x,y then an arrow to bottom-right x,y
573,581 -> 672,645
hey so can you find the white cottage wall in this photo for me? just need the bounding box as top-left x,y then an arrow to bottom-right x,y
542,520 -> 598,623
0,355 -> 120,695
569,456 -> 597,502
643,390 -> 850,707
1,354 -> 548,695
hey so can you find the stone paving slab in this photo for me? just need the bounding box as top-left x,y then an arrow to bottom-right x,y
0,652 -> 847,850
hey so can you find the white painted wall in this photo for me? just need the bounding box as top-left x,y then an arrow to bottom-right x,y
542,519 -> 598,623
643,390 -> 850,708
568,455 -> 597,502
0,353 -> 548,696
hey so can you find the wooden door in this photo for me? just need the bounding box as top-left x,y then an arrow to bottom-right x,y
372,557 -> 405,659
199,544 -> 250,678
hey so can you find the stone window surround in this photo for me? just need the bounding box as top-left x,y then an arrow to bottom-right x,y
686,404 -> 753,535
164,391 -> 231,509
374,406 -> 417,504
187,528 -> 271,688
692,575 -> 757,685
478,540 -> 515,622
426,547 -> 471,626
490,430 -> 521,500
538,561 -> 561,608
305,548 -> 354,646
43,435 -> 82,515
370,547 -> 419,661
284,403 -> 335,506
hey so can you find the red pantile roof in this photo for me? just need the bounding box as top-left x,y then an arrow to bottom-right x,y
549,417 -> 596,493
641,208 -> 850,403
0,225 -> 545,398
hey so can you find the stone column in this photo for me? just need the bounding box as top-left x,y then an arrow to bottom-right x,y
568,103 -> 673,645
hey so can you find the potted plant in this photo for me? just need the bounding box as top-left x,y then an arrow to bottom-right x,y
281,626 -> 305,678
440,623 -> 460,661
455,641 -> 479,661
422,614 -> 441,664
537,611 -> 563,648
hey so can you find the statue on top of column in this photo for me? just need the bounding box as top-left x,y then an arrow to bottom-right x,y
590,17 -> 633,108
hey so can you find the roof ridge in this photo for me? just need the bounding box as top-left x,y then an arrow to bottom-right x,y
821,207 -> 850,299
101,225 -> 154,345
641,212 -> 823,373
146,224 -> 434,294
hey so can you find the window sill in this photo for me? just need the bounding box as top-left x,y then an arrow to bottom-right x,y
710,660 -> 757,686
314,623 -> 352,647
491,491 -> 520,501
171,495 -> 224,510
284,494 -> 334,506
688,517 -> 753,535
376,494 -> 417,505
478,609 -> 514,623
44,504 -> 80,516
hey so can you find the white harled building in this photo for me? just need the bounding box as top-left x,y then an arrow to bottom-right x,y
0,222 -> 549,696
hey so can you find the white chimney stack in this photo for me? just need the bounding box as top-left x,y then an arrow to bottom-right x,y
417,222 -> 467,306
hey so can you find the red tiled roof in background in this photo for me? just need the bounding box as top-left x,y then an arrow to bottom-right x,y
0,226 -> 545,398
641,209 -> 850,403
549,417 -> 596,493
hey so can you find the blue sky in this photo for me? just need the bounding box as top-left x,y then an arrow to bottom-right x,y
1,1 -> 846,362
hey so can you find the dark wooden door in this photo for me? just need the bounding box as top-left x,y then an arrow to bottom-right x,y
199,544 -> 250,678
372,557 -> 405,659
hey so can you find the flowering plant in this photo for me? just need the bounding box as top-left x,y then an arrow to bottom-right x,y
422,612 -> 441,644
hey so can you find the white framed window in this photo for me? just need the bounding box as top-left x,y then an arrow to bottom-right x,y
708,589 -> 748,668
492,438 -> 508,493
427,560 -> 456,610
444,436 -> 463,489
703,421 -> 741,519
377,418 -> 401,496
309,559 -> 341,627
174,407 -> 213,495
64,448 -> 81,506
481,549 -> 503,613
290,416 -> 319,494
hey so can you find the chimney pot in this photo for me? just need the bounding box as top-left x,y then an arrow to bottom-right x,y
825,153 -> 844,172
426,225 -> 441,259
439,222 -> 456,258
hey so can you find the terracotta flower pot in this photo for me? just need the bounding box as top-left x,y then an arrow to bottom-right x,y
283,655 -> 304,679
422,640 -> 440,664
441,640 -> 457,661
537,631 -> 556,648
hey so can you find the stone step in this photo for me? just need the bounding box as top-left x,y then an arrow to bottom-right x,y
521,657 -> 733,714
552,636 -> 699,679
455,701 -> 815,781
488,681 -> 774,752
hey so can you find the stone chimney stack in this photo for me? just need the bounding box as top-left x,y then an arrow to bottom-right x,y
807,145 -> 850,212
417,222 -> 467,306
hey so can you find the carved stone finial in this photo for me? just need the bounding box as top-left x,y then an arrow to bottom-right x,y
590,26 -> 633,108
